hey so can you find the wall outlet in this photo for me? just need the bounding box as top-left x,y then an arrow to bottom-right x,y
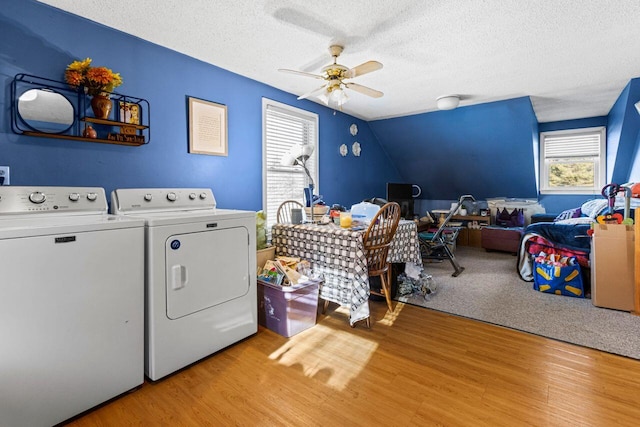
0,166 -> 10,185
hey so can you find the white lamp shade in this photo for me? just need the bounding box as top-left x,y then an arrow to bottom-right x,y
318,87 -> 349,108
280,144 -> 315,166
329,88 -> 349,106
437,95 -> 460,110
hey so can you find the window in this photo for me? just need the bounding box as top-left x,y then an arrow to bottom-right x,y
540,127 -> 605,194
262,99 -> 318,229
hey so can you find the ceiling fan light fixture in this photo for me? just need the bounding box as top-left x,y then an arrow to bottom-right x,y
437,95 -> 460,110
329,87 -> 349,106
280,44 -> 383,109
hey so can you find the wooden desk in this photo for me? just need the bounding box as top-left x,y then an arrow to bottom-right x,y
272,221 -> 422,325
451,214 -> 490,247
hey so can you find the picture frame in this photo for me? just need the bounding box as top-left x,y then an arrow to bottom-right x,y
119,101 -> 140,125
188,96 -> 228,156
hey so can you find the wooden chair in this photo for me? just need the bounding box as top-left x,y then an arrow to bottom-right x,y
363,202 -> 402,313
277,200 -> 304,224
320,202 -> 400,327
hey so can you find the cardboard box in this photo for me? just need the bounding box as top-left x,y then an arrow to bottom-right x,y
256,246 -> 276,271
591,223 -> 635,311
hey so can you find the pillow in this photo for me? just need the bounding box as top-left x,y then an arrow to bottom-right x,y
581,199 -> 609,219
554,208 -> 582,221
496,208 -> 524,227
496,207 -> 511,225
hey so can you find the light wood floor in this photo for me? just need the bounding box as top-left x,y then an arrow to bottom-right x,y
67,302 -> 640,426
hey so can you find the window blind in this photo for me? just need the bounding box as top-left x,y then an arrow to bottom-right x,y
540,126 -> 605,194
543,132 -> 601,158
263,101 -> 318,229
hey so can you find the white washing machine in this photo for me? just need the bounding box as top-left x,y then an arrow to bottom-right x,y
111,188 -> 257,381
0,186 -> 145,427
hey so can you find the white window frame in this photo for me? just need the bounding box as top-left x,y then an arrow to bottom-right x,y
262,98 -> 319,230
540,126 -> 606,195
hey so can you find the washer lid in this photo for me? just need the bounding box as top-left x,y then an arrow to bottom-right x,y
0,215 -> 145,239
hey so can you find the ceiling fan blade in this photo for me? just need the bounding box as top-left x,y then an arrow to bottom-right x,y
297,84 -> 328,100
346,61 -> 383,78
345,82 -> 384,98
278,68 -> 324,79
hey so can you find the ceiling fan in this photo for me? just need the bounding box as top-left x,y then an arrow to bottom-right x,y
278,45 -> 383,107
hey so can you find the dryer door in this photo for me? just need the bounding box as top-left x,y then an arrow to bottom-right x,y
165,226 -> 250,319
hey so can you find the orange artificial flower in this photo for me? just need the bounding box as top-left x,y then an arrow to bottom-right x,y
64,57 -> 122,95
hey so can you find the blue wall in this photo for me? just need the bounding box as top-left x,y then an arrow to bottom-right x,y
368,97 -> 539,213
608,78 -> 640,184
0,0 -> 401,212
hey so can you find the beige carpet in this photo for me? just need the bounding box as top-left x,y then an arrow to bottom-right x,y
397,246 -> 640,360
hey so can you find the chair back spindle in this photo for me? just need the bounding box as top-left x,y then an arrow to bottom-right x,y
277,200 -> 304,224
362,202 -> 401,312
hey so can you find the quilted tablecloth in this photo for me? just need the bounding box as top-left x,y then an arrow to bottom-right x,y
272,220 -> 421,325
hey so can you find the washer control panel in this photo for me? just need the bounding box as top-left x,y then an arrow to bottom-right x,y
0,187 -> 107,215
111,188 -> 216,213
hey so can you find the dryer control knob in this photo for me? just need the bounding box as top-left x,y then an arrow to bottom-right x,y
144,194 -> 153,202
86,192 -> 98,201
167,192 -> 177,202
68,193 -> 80,202
199,192 -> 207,200
189,193 -> 196,200
29,192 -> 46,204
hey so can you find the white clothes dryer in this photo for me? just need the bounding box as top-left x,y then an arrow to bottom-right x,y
111,188 -> 257,381
0,186 -> 144,427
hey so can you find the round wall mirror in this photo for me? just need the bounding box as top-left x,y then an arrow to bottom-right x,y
17,88 -> 75,134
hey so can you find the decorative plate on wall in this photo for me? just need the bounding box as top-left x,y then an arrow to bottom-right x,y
350,123 -> 358,136
340,143 -> 348,156
352,141 -> 361,156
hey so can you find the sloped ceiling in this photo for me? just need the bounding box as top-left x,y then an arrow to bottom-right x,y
37,0 -> 640,123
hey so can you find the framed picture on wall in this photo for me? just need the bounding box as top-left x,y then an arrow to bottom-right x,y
187,96 -> 228,156
119,101 -> 140,125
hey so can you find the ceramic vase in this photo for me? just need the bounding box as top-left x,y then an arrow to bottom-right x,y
90,94 -> 112,119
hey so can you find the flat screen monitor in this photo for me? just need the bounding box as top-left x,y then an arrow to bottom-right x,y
386,182 -> 415,219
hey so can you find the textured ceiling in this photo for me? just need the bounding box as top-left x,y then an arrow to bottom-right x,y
38,0 -> 640,122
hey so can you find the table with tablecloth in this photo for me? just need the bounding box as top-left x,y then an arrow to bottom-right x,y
271,220 -> 422,325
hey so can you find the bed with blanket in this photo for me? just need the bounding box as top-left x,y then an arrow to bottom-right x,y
517,194 -> 639,282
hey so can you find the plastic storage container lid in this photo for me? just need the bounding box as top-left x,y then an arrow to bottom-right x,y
350,202 -> 380,223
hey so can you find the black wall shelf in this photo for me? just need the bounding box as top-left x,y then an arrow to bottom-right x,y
11,74 -> 150,146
